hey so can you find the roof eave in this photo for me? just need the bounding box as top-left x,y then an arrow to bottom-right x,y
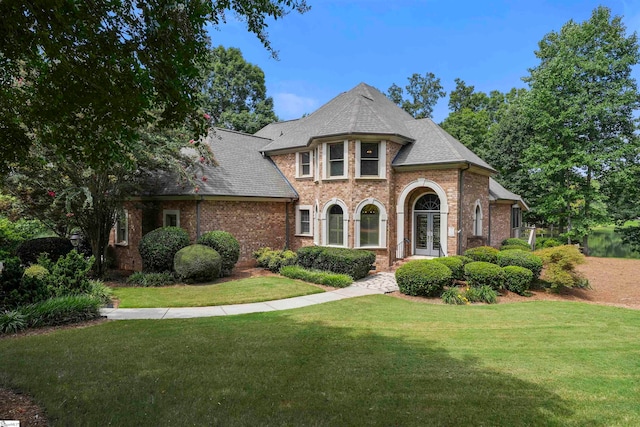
262,132 -> 415,156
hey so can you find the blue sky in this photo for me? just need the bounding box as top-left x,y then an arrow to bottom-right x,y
209,0 -> 640,123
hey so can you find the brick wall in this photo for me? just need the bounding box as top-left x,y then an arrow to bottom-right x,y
490,203 -> 512,247
461,171 -> 490,253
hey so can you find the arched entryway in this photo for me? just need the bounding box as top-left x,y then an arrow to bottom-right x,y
396,179 -> 449,258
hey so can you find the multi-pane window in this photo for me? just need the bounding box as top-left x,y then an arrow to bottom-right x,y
328,204 -> 344,245
511,206 -> 522,228
328,142 -> 344,177
360,142 -> 379,176
359,204 -> 379,247
163,210 -> 180,227
298,151 -> 312,177
115,210 -> 128,245
300,209 -> 310,234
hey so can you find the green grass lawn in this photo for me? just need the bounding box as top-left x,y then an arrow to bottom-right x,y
111,276 -> 325,308
1,297 -> 639,425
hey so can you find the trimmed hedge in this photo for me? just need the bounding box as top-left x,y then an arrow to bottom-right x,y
496,250 -> 543,279
280,265 -> 352,288
501,238 -> 530,249
503,266 -> 534,295
16,237 -> 73,265
139,227 -> 190,272
197,231 -> 240,277
173,244 -> 221,283
433,256 -> 470,281
395,260 -> 452,297
500,245 -> 531,252
463,246 -> 499,264
296,246 -> 375,280
464,261 -> 505,290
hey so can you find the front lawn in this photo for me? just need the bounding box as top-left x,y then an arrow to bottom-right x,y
112,276 -> 324,308
1,297 -> 639,425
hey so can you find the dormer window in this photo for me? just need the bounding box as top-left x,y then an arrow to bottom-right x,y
296,151 -> 313,178
356,140 -> 386,178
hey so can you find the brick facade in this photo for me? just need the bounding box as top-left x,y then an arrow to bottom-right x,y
490,203 -> 513,247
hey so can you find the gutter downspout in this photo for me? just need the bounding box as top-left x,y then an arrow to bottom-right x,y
285,201 -> 290,249
488,203 -> 493,247
457,163 -> 471,255
196,197 -> 203,239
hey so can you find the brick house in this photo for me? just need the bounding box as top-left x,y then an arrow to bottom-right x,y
111,83 -> 527,271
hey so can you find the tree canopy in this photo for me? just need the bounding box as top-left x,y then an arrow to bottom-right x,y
200,46 -> 278,134
387,72 -> 446,119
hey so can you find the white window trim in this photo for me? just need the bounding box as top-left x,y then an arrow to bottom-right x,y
321,198 -> 349,247
314,147 -> 320,183
114,209 -> 128,246
322,140 -> 349,180
355,140 -> 386,179
163,209 -> 180,228
354,198 -> 387,249
313,201 -> 320,245
473,200 -> 483,236
295,150 -> 314,179
295,205 -> 313,236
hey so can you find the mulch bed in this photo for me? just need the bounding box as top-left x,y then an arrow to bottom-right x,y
2,257 -> 639,424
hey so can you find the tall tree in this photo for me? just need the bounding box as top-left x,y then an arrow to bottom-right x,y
523,6 -> 640,253
387,72 -> 446,119
201,46 -> 278,134
0,0 -> 309,174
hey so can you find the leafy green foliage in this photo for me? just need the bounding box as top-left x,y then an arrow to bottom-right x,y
0,309 -> 27,334
534,245 -> 588,290
433,256 -> 470,281
38,250 -> 95,297
16,237 -> 73,266
502,266 -> 534,295
20,295 -> 101,328
441,287 -> 468,305
126,272 -> 176,287
500,245 -> 530,252
86,280 -> 113,305
173,244 -> 222,283
279,265 -> 353,288
463,246 -> 499,264
496,250 -> 543,279
387,72 -> 446,118
0,257 -> 25,308
197,231 -> 240,277
254,247 -> 298,272
0,215 -> 51,257
395,260 -> 452,297
139,227 -> 190,273
501,238 -> 530,249
295,246 -> 375,280
464,262 -> 505,290
441,285 -> 498,305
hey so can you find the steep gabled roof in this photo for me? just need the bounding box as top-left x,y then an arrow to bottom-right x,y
146,128 -> 298,199
489,178 -> 529,210
257,83 -> 416,153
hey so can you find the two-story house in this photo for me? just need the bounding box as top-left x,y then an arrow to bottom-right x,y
111,83 -> 527,271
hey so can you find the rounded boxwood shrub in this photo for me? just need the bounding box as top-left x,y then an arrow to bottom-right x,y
500,238 -> 530,249
197,231 -> 240,277
500,245 -> 531,252
395,260 -> 452,297
433,256 -> 469,281
503,265 -> 534,295
173,244 -> 221,283
139,227 -> 190,272
463,246 -> 499,264
16,237 -> 73,265
464,261 -> 505,290
496,249 -> 543,279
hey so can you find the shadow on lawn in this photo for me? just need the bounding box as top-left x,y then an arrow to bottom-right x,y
0,312 -> 596,426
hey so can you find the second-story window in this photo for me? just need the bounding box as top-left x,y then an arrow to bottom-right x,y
328,142 -> 345,177
356,140 -> 386,178
296,151 -> 313,178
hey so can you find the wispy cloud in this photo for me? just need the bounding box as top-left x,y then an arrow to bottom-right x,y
273,93 -> 319,120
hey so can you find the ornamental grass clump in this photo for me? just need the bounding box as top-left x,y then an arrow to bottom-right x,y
441,285 -> 498,304
464,261 -> 505,290
534,245 -> 588,290
395,260 -> 452,297
496,249 -> 543,279
463,246 -> 499,264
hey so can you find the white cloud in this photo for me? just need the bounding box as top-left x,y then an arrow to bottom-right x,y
273,93 -> 319,120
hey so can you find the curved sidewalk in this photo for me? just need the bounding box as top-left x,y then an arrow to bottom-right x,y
100,284 -> 385,320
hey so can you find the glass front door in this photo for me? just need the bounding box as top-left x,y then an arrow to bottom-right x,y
414,212 -> 441,256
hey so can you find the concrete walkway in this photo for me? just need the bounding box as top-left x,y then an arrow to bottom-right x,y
100,284 -> 386,320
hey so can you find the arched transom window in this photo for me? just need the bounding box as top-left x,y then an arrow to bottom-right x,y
415,193 -> 440,211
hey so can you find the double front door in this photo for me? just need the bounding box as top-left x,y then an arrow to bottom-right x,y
414,212 -> 441,256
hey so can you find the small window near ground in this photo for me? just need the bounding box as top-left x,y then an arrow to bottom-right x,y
115,210 -> 128,245
163,210 -> 180,228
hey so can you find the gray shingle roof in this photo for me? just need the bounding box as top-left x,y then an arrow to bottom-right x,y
489,178 -> 529,210
146,128 -> 298,199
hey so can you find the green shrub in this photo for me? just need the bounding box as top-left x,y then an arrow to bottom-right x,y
395,260 -> 452,297
472,285 -> 498,304
126,271 -> 175,287
268,250 -> 297,273
87,280 -> 113,305
0,310 -> 27,334
280,265 -> 352,288
441,287 -> 468,305
173,244 -> 221,283
463,246 -> 499,264
496,250 -> 543,279
441,285 -> 498,304
433,256 -> 469,281
39,250 -> 95,297
22,295 -> 101,327
534,245 -> 588,290
500,245 -> 531,252
535,237 -> 565,250
464,261 -> 505,290
139,227 -> 190,272
0,257 -> 25,308
501,238 -> 530,249
503,266 -> 534,295
197,231 -> 240,277
253,247 -> 273,268
11,264 -> 53,307
16,237 -> 73,265
296,246 -> 375,280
